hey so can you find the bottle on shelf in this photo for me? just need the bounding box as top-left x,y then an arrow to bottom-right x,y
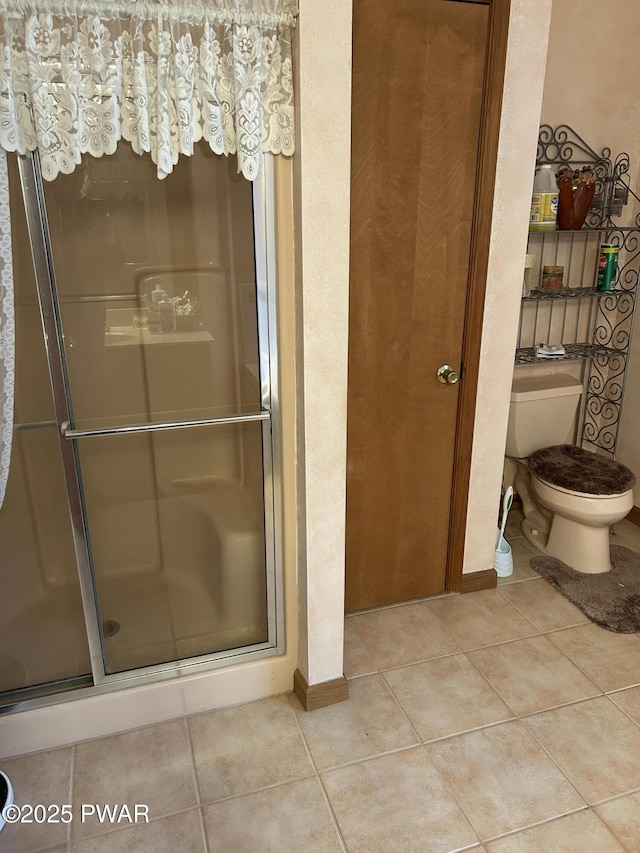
530,164 -> 558,232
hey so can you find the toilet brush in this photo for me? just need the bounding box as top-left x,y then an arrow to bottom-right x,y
497,486 -> 514,550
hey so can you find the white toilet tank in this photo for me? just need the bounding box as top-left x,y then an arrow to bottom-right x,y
506,374 -> 583,458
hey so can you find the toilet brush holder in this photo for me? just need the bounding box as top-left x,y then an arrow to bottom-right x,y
494,528 -> 513,577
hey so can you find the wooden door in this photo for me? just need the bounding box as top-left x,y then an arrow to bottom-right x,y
345,0 -> 492,610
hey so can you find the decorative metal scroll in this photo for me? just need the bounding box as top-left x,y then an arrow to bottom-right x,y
537,125 -> 640,228
526,126 -> 640,458
584,229 -> 639,455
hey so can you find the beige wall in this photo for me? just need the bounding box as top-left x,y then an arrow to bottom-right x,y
293,0 -> 352,685
463,0 -> 554,574
539,0 -> 640,503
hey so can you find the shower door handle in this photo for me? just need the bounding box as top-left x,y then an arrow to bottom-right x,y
60,409 -> 271,440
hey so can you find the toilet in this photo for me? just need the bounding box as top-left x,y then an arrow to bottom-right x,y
505,374 -> 636,574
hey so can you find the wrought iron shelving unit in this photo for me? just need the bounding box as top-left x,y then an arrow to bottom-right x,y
516,125 -> 640,458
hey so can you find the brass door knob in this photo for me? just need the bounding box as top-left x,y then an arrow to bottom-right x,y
437,364 -> 460,385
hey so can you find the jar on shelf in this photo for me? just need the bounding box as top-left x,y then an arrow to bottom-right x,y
540,265 -> 564,293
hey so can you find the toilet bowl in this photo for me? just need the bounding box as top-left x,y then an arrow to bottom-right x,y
531,472 -> 633,573
506,374 -> 636,574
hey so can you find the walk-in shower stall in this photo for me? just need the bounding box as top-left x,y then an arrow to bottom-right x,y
0,145 -> 283,707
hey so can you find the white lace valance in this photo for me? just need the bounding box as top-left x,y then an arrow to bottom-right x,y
0,0 -> 298,181
0,0 -> 297,509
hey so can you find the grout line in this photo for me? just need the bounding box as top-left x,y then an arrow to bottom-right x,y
518,692 -> 610,722
517,713 -> 594,807
496,574 -> 542,587
310,775 -> 349,853
377,671 -> 424,745
195,771 -> 318,808
493,590 -> 544,635
593,804 -> 639,852
289,707 -> 348,853
197,807 -> 210,853
287,697 -> 320,776
316,742 -> 423,776
455,650 -> 521,720
365,647 -> 464,676
67,805 -> 205,848
184,717 -> 203,808
345,591 -> 455,619
183,716 -> 209,853
603,692 -> 640,733
291,708 -> 349,853
479,805 -> 593,847
606,684 -> 640,698
418,751 -> 482,847
590,783 -> 640,809
543,627 -> 640,695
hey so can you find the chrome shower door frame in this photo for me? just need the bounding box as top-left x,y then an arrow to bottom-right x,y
16,151 -> 284,692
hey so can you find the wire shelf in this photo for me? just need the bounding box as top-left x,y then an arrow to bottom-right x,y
517,126 -> 640,458
514,343 -> 620,365
523,288 -> 612,302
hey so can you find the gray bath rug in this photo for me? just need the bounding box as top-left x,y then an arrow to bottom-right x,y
531,545 -> 640,633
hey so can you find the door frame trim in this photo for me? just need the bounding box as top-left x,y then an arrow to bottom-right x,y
446,0 -> 512,591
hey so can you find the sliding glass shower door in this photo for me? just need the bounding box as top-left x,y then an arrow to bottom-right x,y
1,143 -> 281,699
0,156 -> 91,698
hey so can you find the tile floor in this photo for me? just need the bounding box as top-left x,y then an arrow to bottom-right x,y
2,515 -> 640,852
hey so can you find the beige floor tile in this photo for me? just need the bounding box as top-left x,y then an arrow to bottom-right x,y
546,624 -> 640,692
383,654 -> 513,742
525,696 -> 640,803
610,519 -> 640,552
202,777 -> 343,852
188,695 -> 313,803
72,808 -> 205,852
608,685 -> 640,722
468,635 -> 600,716
291,674 -> 418,769
72,720 -> 196,840
595,791 -> 640,851
322,747 -> 478,853
0,748 -> 72,853
343,618 -> 376,678
426,720 -> 584,840
510,536 -> 543,564
427,590 -> 538,651
484,809 -> 624,852
499,578 -> 589,632
348,601 -> 460,670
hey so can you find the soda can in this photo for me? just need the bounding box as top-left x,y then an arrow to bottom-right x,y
597,244 -> 619,292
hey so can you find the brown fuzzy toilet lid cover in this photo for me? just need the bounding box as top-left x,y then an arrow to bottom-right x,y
528,444 -> 636,496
